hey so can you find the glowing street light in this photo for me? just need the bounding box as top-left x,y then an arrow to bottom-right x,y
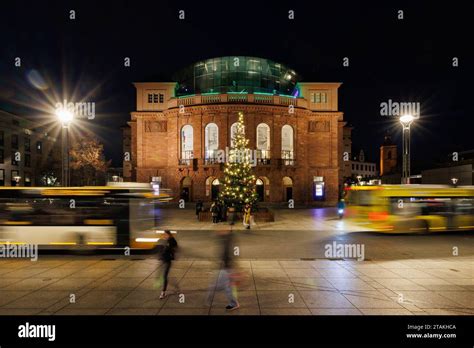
400,114 -> 415,184
56,107 -> 74,186
56,108 -> 74,126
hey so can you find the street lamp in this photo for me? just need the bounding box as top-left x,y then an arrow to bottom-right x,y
400,114 -> 415,185
56,108 -> 74,187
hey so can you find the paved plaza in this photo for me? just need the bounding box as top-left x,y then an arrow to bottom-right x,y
0,256 -> 472,315
156,207 -> 369,231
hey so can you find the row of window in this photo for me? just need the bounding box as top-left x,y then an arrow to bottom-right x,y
180,123 -> 295,161
0,131 -> 43,153
0,149 -> 32,167
147,93 -> 164,104
0,169 -> 32,186
352,163 -> 376,172
310,92 -> 328,104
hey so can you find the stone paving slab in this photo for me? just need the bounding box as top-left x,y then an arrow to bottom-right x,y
0,257 -> 472,315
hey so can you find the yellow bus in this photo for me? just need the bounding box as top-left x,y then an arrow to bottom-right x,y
345,185 -> 474,233
0,184 -> 172,250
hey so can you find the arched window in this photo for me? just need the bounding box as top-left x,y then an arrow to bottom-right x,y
230,122 -> 244,148
256,123 -> 270,163
181,125 -> 193,163
205,123 -> 219,162
281,125 -> 294,164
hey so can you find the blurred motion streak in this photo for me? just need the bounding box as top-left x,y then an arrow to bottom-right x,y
344,184 -> 474,233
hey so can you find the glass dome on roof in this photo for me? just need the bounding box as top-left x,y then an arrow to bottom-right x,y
173,56 -> 300,97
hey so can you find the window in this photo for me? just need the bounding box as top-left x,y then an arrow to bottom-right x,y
311,92 -> 327,104
281,125 -> 294,164
0,149 -> 3,164
205,123 -> 219,163
321,93 -> 327,103
24,172 -> 31,187
352,163 -> 355,170
24,136 -> 31,152
256,123 -> 270,163
0,169 -> 4,186
11,151 -> 18,166
180,125 -> 194,164
25,154 -> 31,167
0,131 -> 4,146
36,141 -> 42,154
148,93 -> 162,103
11,134 -> 18,149
387,151 -> 392,160
11,170 -> 19,186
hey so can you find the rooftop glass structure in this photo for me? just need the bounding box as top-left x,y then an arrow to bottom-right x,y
174,56 -> 300,97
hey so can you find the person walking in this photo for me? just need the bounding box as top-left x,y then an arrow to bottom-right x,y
227,206 -> 236,225
206,230 -> 240,311
211,201 -> 219,223
243,204 -> 251,229
195,200 -> 203,220
157,230 -> 179,299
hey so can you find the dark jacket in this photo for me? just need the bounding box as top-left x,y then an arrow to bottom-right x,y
160,237 -> 178,262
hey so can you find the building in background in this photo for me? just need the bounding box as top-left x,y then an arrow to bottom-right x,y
380,133 -> 401,184
380,133 -> 398,176
341,124 -> 353,181
124,56 -> 345,205
350,149 -> 378,180
107,167 -> 124,183
0,109 -> 61,186
422,150 -> 474,185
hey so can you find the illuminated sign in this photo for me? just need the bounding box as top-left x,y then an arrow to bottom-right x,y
315,183 -> 324,197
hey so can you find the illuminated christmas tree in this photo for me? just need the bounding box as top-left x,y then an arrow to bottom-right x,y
219,112 -> 258,210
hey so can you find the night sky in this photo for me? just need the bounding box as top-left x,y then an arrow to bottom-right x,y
0,1 -> 473,171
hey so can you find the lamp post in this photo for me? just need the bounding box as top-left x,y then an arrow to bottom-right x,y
56,108 -> 73,187
400,114 -> 415,185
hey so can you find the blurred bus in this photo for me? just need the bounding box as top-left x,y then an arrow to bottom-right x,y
0,184 -> 172,250
345,185 -> 474,233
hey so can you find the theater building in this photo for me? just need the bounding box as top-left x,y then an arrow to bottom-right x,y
124,56 -> 344,205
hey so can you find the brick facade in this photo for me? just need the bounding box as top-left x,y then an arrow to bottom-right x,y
125,81 -> 344,206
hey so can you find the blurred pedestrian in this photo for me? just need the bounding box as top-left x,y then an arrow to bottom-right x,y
157,230 -> 179,299
196,200 -> 203,220
228,206 -> 236,225
216,201 -> 223,222
206,230 -> 240,311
